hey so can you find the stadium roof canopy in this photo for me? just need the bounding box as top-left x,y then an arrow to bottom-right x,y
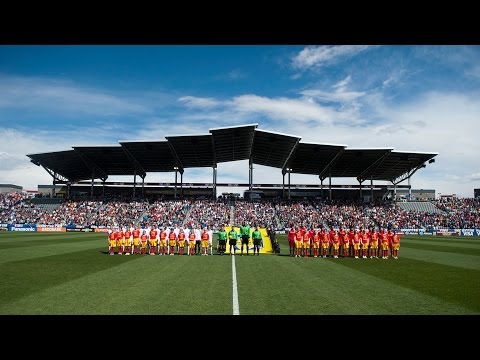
26,124 -> 438,184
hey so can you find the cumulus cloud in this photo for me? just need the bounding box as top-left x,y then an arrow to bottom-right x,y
292,45 -> 375,70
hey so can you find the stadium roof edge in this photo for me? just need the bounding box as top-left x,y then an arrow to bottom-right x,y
164,133 -> 211,138
299,141 -> 347,147
344,147 -> 394,151
391,150 -> 439,155
72,144 -> 123,148
118,139 -> 167,143
209,123 -> 259,131
255,128 -> 302,138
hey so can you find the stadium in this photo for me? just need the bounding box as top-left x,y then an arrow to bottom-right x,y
1,45 -> 479,316
1,123 -> 479,315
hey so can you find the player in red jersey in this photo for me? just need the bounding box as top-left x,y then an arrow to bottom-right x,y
188,231 -> 196,256
352,229 -> 361,259
380,228 -> 389,259
177,228 -> 186,255
108,229 -> 117,255
347,226 -> 355,257
328,227 -> 336,257
361,227 -> 369,259
201,228 -> 210,256
338,226 -> 347,257
149,227 -> 158,255
391,230 -> 400,259
312,230 -> 320,258
124,227 -> 132,255
369,226 -> 378,258
295,228 -> 303,258
331,229 -> 340,258
387,229 -> 394,258
168,229 -> 177,255
302,231 -> 310,258
308,225 -> 315,257
319,226 -> 329,258
288,225 -> 296,257
140,230 -> 148,255
132,227 -> 141,254
116,229 -> 124,255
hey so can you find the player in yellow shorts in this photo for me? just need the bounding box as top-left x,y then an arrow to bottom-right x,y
201,228 -> 210,256
108,230 -> 117,255
295,230 -> 303,258
168,229 -> 177,255
140,231 -> 148,255
369,227 -> 378,258
302,232 -> 310,258
177,229 -> 186,255
116,229 -> 124,255
132,228 -> 140,255
391,231 -> 400,259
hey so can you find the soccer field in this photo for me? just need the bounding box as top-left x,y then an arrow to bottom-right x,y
0,232 -> 479,315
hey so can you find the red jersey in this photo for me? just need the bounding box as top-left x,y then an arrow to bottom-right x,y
160,231 -> 167,241
201,232 -> 209,241
140,234 -> 148,242
288,229 -> 296,241
117,231 -> 124,240
149,229 -> 158,240
303,233 -> 310,243
132,229 -> 140,238
189,233 -> 195,241
295,231 -> 303,241
169,232 -> 177,241
125,231 -> 131,239
108,232 -> 117,241
178,233 -> 185,241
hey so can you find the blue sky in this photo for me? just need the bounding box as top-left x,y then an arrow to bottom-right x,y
0,45 -> 479,197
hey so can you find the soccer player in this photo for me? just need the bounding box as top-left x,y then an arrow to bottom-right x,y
201,228 -> 210,256
108,228 -> 117,255
391,230 -> 400,259
188,230 -> 196,256
140,230 -> 148,255
132,227 -> 141,255
159,227 -> 168,256
252,226 -> 262,256
302,229 -> 310,258
312,229 -> 320,258
347,226 -> 355,257
287,225 -> 296,257
295,228 -> 303,258
168,228 -> 177,255
228,226 -> 238,255
331,229 -> 340,258
177,228 -> 186,255
217,225 -> 227,255
338,226 -> 347,257
352,229 -> 361,259
194,225 -> 202,255
380,228 -> 389,259
369,226 -> 378,258
207,226 -> 214,256
361,227 -> 369,259
328,227 -> 336,257
124,227 -> 132,255
116,228 -> 124,255
149,226 -> 158,255
342,226 -> 350,258
319,226 -> 329,258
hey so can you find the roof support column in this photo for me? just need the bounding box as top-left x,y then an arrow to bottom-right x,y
282,172 -> 285,199
91,171 -> 94,200
141,175 -> 145,199
133,169 -> 137,199
212,167 -> 217,199
359,179 -> 363,201
67,182 -> 70,200
408,177 -> 411,200
102,180 -> 105,198
329,173 -> 332,201
288,169 -> 291,200
371,179 -> 374,204
320,177 -> 324,199
180,172 -> 183,199
52,172 -> 56,198
174,168 -> 178,199
249,159 -> 253,190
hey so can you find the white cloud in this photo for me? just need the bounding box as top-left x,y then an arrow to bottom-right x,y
292,45 -> 374,70
0,75 -> 172,117
470,172 -> 480,181
178,96 -> 220,109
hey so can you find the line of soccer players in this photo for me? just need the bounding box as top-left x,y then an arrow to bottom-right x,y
107,225 -> 214,256
287,225 -> 400,259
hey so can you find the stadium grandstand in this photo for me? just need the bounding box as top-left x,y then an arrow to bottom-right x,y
2,124 -> 477,234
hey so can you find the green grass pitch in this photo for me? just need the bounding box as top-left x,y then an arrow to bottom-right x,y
0,232 -> 479,315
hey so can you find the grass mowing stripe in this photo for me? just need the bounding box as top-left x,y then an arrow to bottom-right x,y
335,256 -> 480,313
0,236 -> 102,250
231,255 -> 240,315
402,238 -> 480,249
404,236 -> 480,245
0,247 -> 141,310
0,239 -> 107,265
401,242 -> 480,257
234,255 -> 471,314
400,247 -> 480,271
2,254 -> 233,315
